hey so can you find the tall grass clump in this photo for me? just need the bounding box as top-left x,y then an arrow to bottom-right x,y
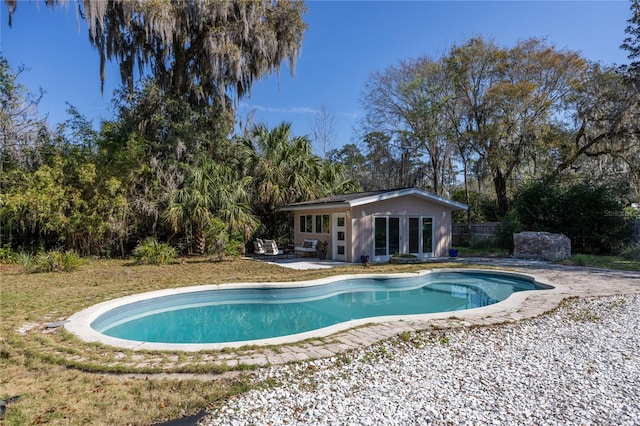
16,251 -> 35,273
132,238 -> 177,265
16,250 -> 84,273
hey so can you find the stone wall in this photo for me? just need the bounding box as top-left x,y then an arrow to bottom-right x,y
513,232 -> 571,261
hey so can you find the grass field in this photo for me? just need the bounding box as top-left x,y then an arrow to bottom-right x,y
1,257 -> 447,425
1,253 -> 638,425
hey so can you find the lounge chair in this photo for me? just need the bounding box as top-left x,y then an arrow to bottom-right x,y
294,239 -> 318,257
263,239 -> 282,256
253,239 -> 266,255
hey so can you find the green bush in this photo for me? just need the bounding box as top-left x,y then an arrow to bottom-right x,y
571,254 -> 589,267
512,180 -> 628,254
620,243 -> 640,261
34,250 -> 59,272
391,253 -> 417,258
57,250 -> 85,271
132,238 -> 177,265
16,250 -> 84,273
34,250 -> 84,273
0,243 -> 17,264
451,188 -> 501,223
224,235 -> 244,259
204,218 -> 228,260
495,210 -> 524,252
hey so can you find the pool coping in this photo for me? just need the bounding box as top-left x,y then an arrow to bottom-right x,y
65,268 -> 559,352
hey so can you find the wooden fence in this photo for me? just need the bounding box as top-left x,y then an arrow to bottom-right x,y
452,222 -> 499,246
453,219 -> 640,246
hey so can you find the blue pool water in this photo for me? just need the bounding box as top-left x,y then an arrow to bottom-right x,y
91,271 -> 547,344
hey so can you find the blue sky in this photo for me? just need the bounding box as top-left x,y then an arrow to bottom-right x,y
1,1 -> 632,155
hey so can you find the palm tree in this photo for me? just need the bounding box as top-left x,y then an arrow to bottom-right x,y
242,122 -> 360,238
164,155 -> 257,255
242,123 -> 323,238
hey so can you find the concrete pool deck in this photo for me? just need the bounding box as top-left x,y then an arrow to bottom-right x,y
59,260 -> 640,372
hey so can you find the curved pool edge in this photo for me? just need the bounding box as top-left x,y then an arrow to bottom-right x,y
64,268 -> 560,352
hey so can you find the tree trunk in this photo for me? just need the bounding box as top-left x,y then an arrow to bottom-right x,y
463,160 -> 471,224
194,226 -> 206,255
493,168 -> 509,217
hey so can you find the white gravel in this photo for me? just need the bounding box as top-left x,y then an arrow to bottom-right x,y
202,294 -> 640,426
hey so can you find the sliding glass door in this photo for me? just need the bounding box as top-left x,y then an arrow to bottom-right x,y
409,217 -> 433,256
374,216 -> 400,257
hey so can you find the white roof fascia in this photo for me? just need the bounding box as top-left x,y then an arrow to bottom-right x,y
279,203 -> 348,212
280,188 -> 468,212
348,188 -> 468,210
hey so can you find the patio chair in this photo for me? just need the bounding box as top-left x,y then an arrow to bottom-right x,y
263,239 -> 282,256
253,239 -> 266,255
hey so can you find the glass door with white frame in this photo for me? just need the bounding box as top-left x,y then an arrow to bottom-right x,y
408,216 -> 433,257
374,216 -> 400,260
333,213 -> 346,261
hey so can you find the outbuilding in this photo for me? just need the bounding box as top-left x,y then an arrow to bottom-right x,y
281,188 -> 468,263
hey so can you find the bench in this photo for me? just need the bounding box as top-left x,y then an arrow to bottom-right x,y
294,239 -> 318,256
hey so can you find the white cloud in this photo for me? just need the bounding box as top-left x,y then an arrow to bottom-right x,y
238,102 -> 317,115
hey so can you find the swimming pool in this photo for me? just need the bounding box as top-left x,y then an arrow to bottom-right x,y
65,269 -> 553,351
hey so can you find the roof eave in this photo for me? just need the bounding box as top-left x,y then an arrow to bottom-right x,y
279,202 -> 349,212
349,188 -> 468,210
280,188 -> 468,212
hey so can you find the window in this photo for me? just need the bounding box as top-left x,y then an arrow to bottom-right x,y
315,214 -> 330,233
299,214 -> 313,233
374,216 -> 400,256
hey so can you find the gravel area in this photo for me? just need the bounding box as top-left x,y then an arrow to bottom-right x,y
202,294 -> 640,426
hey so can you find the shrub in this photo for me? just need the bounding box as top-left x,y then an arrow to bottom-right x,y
571,254 -> 588,267
391,253 -> 417,258
620,243 -> 640,261
204,218 -> 229,260
132,238 -> 177,265
34,250 -> 59,273
512,180 -> 628,254
495,210 -> 524,252
0,244 -> 17,264
17,250 -> 84,273
56,250 -> 85,272
34,250 -> 84,273
224,236 -> 244,259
